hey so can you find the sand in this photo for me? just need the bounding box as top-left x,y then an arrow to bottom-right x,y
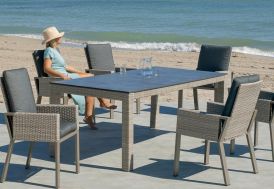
0,35 -> 274,104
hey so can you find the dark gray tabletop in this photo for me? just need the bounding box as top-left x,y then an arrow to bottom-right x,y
52,67 -> 225,93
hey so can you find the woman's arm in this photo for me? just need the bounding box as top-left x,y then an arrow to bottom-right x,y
65,65 -> 84,74
44,58 -> 70,79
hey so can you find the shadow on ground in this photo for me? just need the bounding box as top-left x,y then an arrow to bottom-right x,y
142,105 -> 177,115
132,142 -> 262,186
182,141 -> 273,162
0,121 -> 170,184
133,159 -> 225,186
0,163 -> 71,188
0,113 -> 5,124
133,156 -> 257,186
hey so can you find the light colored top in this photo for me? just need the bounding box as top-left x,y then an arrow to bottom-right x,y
44,47 -> 67,74
43,47 -> 85,115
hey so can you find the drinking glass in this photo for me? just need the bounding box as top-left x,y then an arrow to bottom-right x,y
120,64 -> 127,74
153,67 -> 159,77
141,57 -> 153,77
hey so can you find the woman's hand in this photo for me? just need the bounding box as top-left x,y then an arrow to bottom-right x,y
66,65 -> 84,74
61,74 -> 71,80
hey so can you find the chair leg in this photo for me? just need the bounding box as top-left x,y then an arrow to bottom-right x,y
136,98 -> 141,114
178,90 -> 183,109
269,122 -> 274,161
246,133 -> 258,173
49,143 -> 55,158
173,131 -> 182,176
230,139 -> 235,155
55,142 -> 60,189
75,132 -> 80,173
218,142 -> 230,186
1,140 -> 15,183
193,88 -> 199,110
63,96 -> 69,105
92,104 -> 96,124
204,140 -> 210,165
150,95 -> 159,129
254,121 -> 259,147
36,96 -> 42,104
25,142 -> 35,169
110,99 -> 115,119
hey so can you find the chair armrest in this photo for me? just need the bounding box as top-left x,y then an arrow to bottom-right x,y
259,90 -> 273,100
85,69 -> 114,75
5,112 -> 60,142
207,101 -> 225,115
177,108 -> 228,120
34,77 -> 63,82
177,109 -> 229,141
216,71 -> 229,74
126,67 -> 136,71
36,104 -> 78,123
231,71 -> 257,82
34,77 -> 64,97
115,67 -> 136,72
256,99 -> 273,123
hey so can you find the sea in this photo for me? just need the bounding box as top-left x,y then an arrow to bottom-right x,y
1,0 -> 274,57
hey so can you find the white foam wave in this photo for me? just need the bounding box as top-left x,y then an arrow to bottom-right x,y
3,34 -> 274,57
4,33 -> 43,40
95,41 -> 201,52
3,34 -> 85,48
232,46 -> 274,57
92,41 -> 274,57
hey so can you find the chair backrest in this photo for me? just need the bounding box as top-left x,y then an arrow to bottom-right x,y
222,75 -> 260,117
84,43 -> 116,71
1,68 -> 37,113
197,44 -> 232,72
32,50 -> 48,77
222,75 -> 261,139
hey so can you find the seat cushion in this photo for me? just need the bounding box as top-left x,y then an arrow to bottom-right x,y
197,45 -> 232,72
2,68 -> 37,113
85,44 -> 116,71
60,120 -> 77,138
222,75 -> 260,117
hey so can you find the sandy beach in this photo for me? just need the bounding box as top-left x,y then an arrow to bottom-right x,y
0,35 -> 274,104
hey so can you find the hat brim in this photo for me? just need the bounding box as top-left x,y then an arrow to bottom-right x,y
42,32 -> 65,45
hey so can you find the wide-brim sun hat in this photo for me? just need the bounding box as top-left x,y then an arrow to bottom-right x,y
42,26 -> 64,45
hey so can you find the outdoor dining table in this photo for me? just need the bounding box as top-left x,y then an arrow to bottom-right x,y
50,66 -> 227,172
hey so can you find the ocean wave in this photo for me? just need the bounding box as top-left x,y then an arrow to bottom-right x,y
89,41 -> 274,57
4,34 -> 274,57
4,33 -> 43,40
232,46 -> 274,57
90,41 -> 201,52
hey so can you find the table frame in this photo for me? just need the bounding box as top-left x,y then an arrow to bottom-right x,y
50,69 -> 227,171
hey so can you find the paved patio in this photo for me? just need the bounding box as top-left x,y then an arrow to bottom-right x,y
0,97 -> 273,189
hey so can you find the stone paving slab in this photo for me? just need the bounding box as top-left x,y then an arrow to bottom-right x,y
0,99 -> 273,189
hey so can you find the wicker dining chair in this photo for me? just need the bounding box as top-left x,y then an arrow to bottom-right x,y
178,44 -> 232,110
229,72 -> 274,161
0,68 -> 79,189
253,91 -> 274,161
32,50 -> 69,104
174,75 -> 261,185
84,43 -> 141,117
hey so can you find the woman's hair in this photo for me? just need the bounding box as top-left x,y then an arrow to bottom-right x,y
46,38 -> 58,48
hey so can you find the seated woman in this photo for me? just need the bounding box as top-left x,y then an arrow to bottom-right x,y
42,26 -> 116,130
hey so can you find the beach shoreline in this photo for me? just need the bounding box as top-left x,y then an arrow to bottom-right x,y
0,35 -> 274,103
4,34 -> 274,57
